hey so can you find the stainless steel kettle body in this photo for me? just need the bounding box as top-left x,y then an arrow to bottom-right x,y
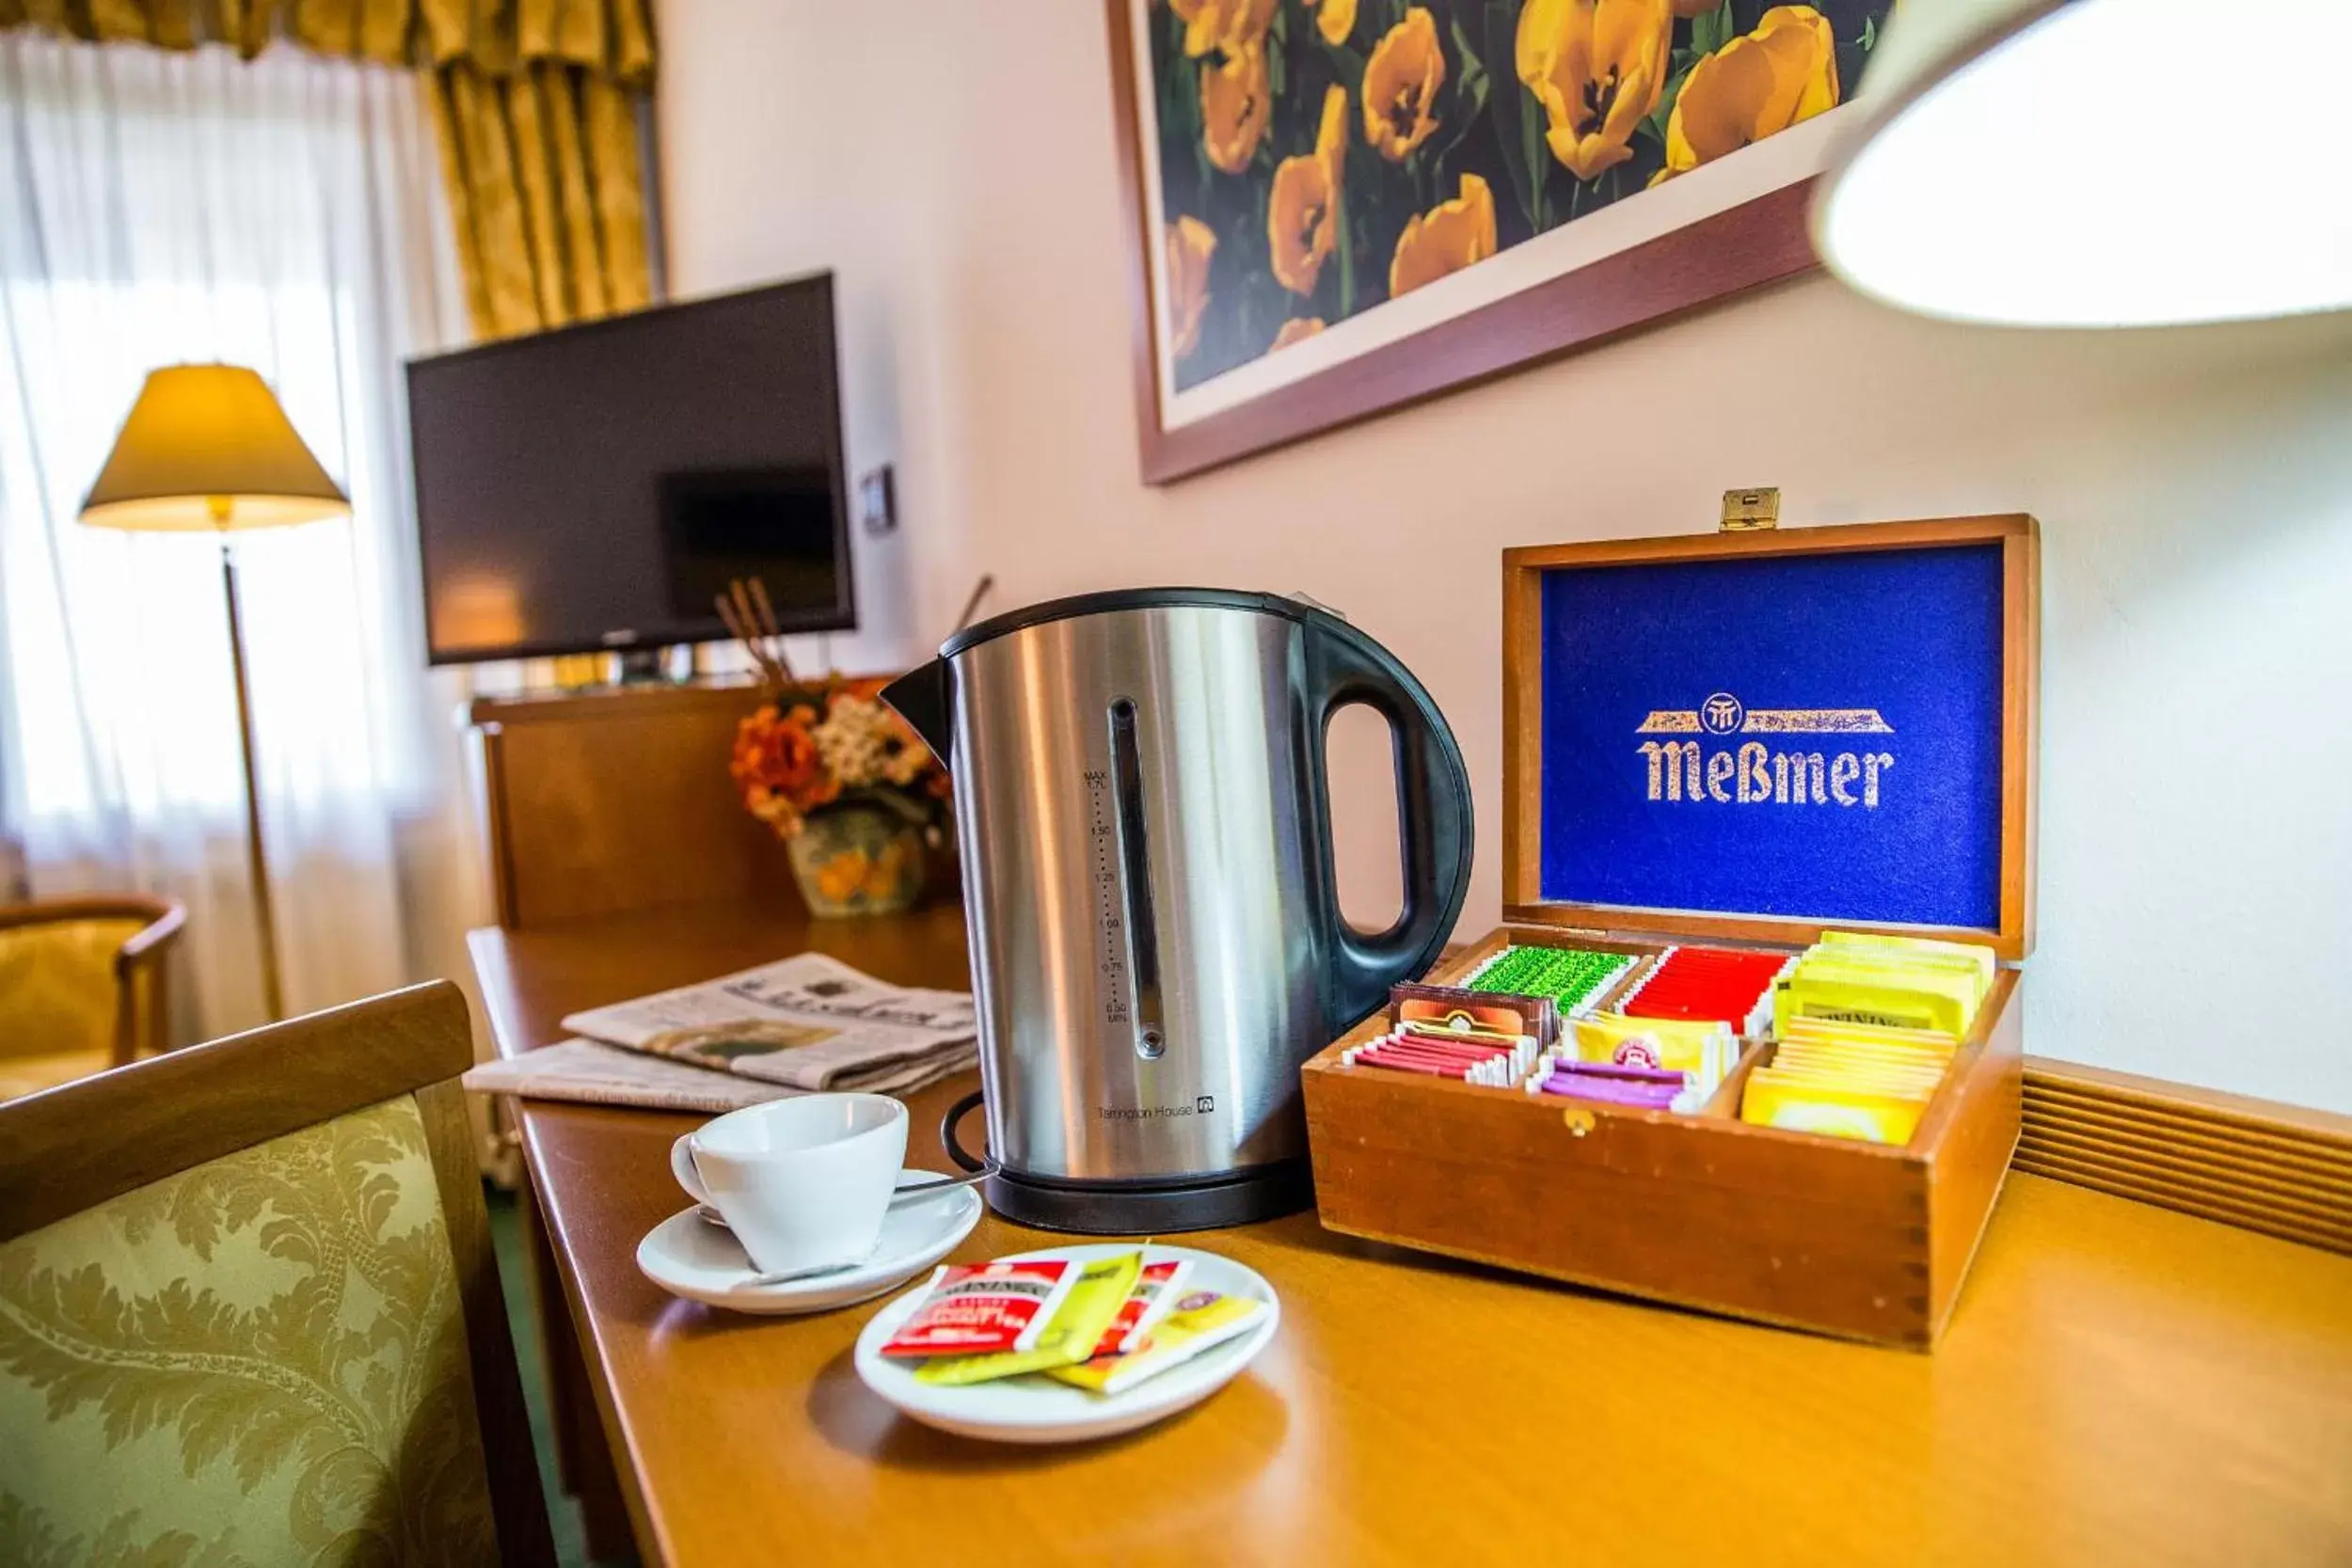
883,589 -> 1471,1232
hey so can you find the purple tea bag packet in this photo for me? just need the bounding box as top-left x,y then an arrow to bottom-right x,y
1539,1074 -> 1683,1108
1549,1059 -> 1687,1086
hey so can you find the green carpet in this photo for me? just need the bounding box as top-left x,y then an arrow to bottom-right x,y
485,1182 -> 637,1568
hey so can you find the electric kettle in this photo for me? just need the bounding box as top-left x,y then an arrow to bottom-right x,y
882,588 -> 1472,1232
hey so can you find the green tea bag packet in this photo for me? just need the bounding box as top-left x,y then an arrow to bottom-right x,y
913,1251 -> 1144,1386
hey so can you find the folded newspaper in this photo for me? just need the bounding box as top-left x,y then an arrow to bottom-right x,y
463,1038 -> 804,1114
555,951 -> 978,1097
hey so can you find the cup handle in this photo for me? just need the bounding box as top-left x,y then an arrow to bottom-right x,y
670,1134 -> 715,1207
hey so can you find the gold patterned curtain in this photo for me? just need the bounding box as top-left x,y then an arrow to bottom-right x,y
0,0 -> 656,341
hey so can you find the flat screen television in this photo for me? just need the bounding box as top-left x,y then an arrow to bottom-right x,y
406,274 -> 854,665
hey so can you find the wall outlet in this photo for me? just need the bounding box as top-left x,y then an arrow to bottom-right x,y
859,465 -> 897,534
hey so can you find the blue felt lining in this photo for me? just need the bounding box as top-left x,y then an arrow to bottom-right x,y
1538,543 -> 2005,931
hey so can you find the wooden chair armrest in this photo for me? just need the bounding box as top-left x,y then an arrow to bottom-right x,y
0,895 -> 188,1068
0,893 -> 181,936
115,900 -> 187,970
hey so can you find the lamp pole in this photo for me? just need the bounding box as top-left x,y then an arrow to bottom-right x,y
80,365 -> 349,1025
214,499 -> 284,1022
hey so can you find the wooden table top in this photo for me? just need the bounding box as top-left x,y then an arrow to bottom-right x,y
470,897 -> 2352,1568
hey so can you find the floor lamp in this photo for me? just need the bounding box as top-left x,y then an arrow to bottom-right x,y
79,366 -> 351,1022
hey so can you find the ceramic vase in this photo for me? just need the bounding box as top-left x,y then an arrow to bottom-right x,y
786,802 -> 928,918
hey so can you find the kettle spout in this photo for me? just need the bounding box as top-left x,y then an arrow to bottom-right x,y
881,659 -> 954,766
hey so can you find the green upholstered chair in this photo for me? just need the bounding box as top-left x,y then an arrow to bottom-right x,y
0,894 -> 184,1102
0,981 -> 555,1566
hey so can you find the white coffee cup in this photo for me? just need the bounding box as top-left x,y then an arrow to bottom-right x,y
670,1094 -> 909,1275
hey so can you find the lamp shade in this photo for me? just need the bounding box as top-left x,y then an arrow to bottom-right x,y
79,365 -> 350,531
1813,0 -> 2352,328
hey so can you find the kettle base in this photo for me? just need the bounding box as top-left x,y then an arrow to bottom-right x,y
983,1162 -> 1313,1235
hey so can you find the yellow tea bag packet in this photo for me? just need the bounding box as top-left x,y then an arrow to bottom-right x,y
1769,1041 -> 1950,1079
1572,1012 -> 1738,1079
1741,1072 -> 1929,1145
1766,1063 -> 1945,1098
914,1250 -> 1143,1386
1774,961 -> 1978,1039
1046,1290 -> 1267,1396
1778,1034 -> 1947,1071
1781,1016 -> 1959,1055
1761,1064 -> 1946,1103
1816,931 -> 1995,1002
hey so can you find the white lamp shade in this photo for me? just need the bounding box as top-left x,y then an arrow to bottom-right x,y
80,365 -> 350,531
1813,0 -> 2352,327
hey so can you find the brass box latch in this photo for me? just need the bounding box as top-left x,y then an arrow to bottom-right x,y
1720,487 -> 1781,531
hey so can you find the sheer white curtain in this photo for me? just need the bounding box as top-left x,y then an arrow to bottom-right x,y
0,33 -> 491,1040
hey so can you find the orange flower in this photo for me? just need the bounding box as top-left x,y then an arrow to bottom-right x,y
1516,0 -> 1675,182
1164,215 -> 1216,358
1173,0 -> 1276,56
1670,0 -> 1715,12
1361,7 -> 1445,162
1201,43 -> 1272,173
1272,317 -> 1326,349
731,704 -> 840,829
1655,6 -> 1839,182
1268,85 -> 1350,296
1389,172 -> 1496,296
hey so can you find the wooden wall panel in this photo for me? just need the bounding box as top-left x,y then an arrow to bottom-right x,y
2019,1059 -> 2352,1256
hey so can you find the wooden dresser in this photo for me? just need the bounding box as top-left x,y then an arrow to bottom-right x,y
469,680 -> 791,929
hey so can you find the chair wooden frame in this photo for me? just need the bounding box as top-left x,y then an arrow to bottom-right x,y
0,980 -> 557,1567
0,894 -> 186,1065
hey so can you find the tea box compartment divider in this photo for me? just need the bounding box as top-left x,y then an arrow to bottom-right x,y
1300,515 -> 2041,1350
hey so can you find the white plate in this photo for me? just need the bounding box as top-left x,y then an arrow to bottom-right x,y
636,1171 -> 981,1316
851,1243 -> 1279,1444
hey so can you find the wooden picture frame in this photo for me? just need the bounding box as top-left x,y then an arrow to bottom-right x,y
1500,515 -> 2041,959
1106,0 -> 1872,484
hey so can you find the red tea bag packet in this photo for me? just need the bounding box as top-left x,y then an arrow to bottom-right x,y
879,1259 -> 1079,1357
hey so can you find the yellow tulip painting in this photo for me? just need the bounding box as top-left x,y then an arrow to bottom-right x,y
1174,0 -> 1279,57
1271,86 -> 1352,294
1516,0 -> 1675,182
1138,0 -> 1887,394
1307,0 -> 1359,46
1391,173 -> 1498,294
1363,8 -> 1448,162
1201,44 -> 1275,173
1654,6 -> 1839,182
1165,215 -> 1218,359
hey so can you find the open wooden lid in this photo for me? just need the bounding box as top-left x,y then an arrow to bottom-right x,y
1501,515 -> 2038,961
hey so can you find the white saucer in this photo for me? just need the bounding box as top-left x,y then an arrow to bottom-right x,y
637,1171 -> 982,1316
851,1243 -> 1279,1444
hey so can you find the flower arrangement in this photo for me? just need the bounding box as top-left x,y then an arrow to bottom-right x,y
718,578 -> 952,916
729,676 -> 950,842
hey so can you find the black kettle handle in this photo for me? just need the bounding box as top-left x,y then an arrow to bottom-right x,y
1302,613 -> 1475,1031
940,1090 -> 989,1174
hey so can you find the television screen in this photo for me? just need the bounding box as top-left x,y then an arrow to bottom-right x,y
406,274 -> 854,664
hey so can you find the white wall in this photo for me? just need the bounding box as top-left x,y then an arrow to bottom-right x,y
657,0 -> 2352,1113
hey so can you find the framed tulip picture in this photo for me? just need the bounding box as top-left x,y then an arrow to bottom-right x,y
1107,0 -> 1894,482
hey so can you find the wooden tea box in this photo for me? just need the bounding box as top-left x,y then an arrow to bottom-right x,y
1302,515 -> 2040,1349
